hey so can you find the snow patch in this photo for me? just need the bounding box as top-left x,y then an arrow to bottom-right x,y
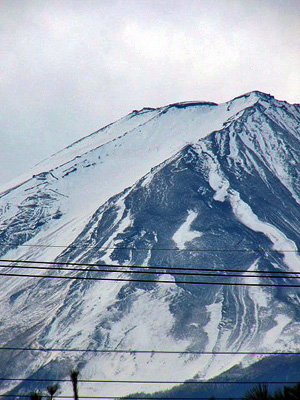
262,315 -> 291,348
246,262 -> 269,308
172,210 -> 202,250
67,284 -> 202,397
229,191 -> 300,273
200,147 -> 230,202
203,301 -> 222,351
99,198 -> 133,265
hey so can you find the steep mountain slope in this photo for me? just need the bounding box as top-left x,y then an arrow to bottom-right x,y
138,355 -> 300,398
0,91 -> 299,398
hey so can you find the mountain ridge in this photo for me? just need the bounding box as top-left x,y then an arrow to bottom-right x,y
0,90 -> 273,197
0,91 -> 299,398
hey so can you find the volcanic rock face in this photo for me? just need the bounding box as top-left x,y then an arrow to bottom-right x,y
0,91 -> 299,397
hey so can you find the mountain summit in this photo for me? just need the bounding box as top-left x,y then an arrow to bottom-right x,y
0,91 -> 299,398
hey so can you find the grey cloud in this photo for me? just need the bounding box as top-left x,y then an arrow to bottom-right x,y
0,0 -> 299,184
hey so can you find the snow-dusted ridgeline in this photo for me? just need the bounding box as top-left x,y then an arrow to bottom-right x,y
0,91 -> 299,398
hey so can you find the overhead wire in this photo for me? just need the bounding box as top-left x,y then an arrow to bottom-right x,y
1,224 -> 299,397
1,258 -> 299,276
0,378 -> 298,385
0,379 -> 297,400
0,243 -> 298,252
0,396 -> 244,399
0,347 -> 299,355
0,252 -> 298,395
1,271 -> 300,287
0,263 -> 299,280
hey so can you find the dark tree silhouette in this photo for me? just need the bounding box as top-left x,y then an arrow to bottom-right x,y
46,383 -> 59,400
70,369 -> 79,400
289,382 -> 300,399
272,382 -> 300,400
30,391 -> 43,400
272,389 -> 285,400
243,383 -> 271,400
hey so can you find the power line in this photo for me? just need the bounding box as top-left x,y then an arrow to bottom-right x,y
0,396 -> 220,399
0,263 -> 299,280
0,378 -> 298,385
0,243 -> 298,253
1,272 -> 300,288
0,396 -> 243,399
1,259 -> 299,276
0,347 -> 299,355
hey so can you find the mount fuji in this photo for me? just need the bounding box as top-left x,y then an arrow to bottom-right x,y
0,91 -> 299,398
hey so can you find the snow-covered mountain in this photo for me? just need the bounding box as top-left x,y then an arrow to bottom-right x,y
0,91 -> 299,398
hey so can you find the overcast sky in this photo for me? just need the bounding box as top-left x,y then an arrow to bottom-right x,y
1,0 -> 299,185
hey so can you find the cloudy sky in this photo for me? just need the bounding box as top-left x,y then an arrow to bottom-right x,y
1,0 -> 299,185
